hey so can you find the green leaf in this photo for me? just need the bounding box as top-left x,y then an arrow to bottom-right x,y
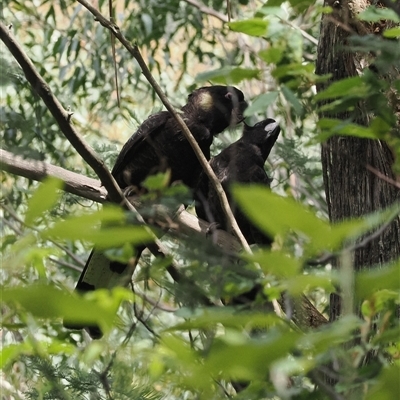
104,242 -> 134,263
243,249 -> 301,278
204,330 -> 300,380
314,76 -> 366,101
328,202 -> 400,253
316,118 -> 379,140
0,340 -> 75,368
281,85 -> 303,115
228,19 -> 269,37
1,284 -> 132,335
42,206 -> 154,248
171,307 -> 280,331
25,177 -> 63,225
196,67 -> 260,85
286,273 -> 335,296
358,6 -> 400,23
232,185 -> 332,252
383,27 -> 400,38
258,47 -> 283,64
244,91 -> 279,116
366,365 -> 400,400
355,262 -> 400,300
299,315 -> 361,353
142,170 -> 171,190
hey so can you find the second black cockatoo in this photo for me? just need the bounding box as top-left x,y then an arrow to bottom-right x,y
74,85 -> 247,294
195,118 -> 280,245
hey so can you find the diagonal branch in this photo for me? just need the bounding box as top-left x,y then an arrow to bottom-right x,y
1,149 -> 328,328
0,149 -> 240,252
0,21 -> 125,206
0,149 -> 107,203
76,0 -> 251,252
182,0 -> 229,22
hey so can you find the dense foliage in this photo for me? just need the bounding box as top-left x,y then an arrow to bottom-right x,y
1,1 -> 399,399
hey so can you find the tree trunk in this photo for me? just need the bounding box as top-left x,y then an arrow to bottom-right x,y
315,0 -> 400,323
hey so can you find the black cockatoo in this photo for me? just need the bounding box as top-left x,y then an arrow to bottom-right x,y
195,118 -> 280,245
68,86 -> 247,336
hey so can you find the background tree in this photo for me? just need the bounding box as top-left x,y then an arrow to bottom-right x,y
316,0 -> 400,321
1,1 -> 399,399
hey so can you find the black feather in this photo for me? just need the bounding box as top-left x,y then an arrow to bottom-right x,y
195,118 -> 280,245
66,86 -> 247,337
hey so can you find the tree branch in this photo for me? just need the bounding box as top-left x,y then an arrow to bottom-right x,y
0,201 -> 86,268
75,0 -> 251,252
0,149 -> 240,253
1,149 -> 329,328
0,21 -> 125,206
0,149 -> 107,203
182,0 -> 229,22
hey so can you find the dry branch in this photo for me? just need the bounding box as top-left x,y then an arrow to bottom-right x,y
0,21 -> 125,205
1,149 -> 327,327
0,149 -> 240,252
0,149 -> 107,203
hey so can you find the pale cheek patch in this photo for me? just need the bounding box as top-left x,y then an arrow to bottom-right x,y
198,92 -> 213,111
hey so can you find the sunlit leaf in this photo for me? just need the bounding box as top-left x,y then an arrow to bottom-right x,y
243,249 -> 301,278
244,91 -> 279,116
1,284 -> 132,335
25,177 -> 63,225
316,118 -> 379,140
383,27 -> 400,38
0,340 -> 75,368
299,315 -> 361,353
356,262 -> 400,300
204,330 -> 300,380
258,47 -> 284,64
42,206 -> 154,248
281,85 -> 303,115
142,170 -> 171,190
366,364 -> 400,400
286,273 -> 335,295
196,67 -> 260,85
315,76 -> 367,101
232,185 -> 332,252
330,202 -> 400,248
228,19 -> 269,37
358,6 -> 400,23
171,307 -> 280,331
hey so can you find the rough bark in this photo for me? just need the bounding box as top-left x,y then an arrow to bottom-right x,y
316,1 -> 400,319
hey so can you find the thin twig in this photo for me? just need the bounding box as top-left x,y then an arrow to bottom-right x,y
0,21 -> 124,205
278,17 -> 319,45
309,369 -> 345,400
366,163 -> 400,190
183,0 -> 229,22
133,303 -> 160,339
108,0 -> 120,107
48,257 -> 83,272
0,202 -> 86,267
0,149 -> 241,253
1,151 -> 328,325
97,361 -> 115,400
75,0 -> 251,253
